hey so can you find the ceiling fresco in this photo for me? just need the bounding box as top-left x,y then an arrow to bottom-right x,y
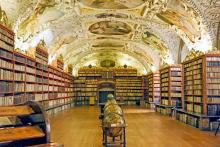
142,31 -> 168,56
89,21 -> 132,35
79,0 -> 145,9
0,0 -> 219,75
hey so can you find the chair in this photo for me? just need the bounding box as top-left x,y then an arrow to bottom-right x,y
215,119 -> 220,136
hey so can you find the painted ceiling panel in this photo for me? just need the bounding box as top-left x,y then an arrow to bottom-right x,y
79,0 -> 145,9
0,0 -> 219,75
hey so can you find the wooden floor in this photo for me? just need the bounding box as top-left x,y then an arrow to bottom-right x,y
49,106 -> 220,147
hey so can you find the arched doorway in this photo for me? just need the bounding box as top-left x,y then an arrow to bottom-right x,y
97,82 -> 115,103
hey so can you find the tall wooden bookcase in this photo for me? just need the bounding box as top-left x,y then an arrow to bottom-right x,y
0,24 -> 75,113
145,72 -> 161,109
74,67 -> 142,105
176,51 -> 220,130
156,65 -> 183,115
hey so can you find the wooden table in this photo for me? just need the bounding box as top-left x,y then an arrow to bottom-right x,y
0,126 -> 45,142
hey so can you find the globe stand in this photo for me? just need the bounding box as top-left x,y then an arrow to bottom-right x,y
102,124 -> 126,147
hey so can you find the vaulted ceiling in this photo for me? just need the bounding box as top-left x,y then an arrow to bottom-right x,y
0,0 -> 219,75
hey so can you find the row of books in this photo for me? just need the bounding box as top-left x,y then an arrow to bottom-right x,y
207,72 -> 220,78
0,68 -> 13,80
171,99 -> 182,106
14,83 -> 25,92
156,107 -> 171,115
207,97 -> 220,103
194,90 -> 202,95
161,93 -> 168,97
0,49 -> 13,59
14,64 -> 25,71
116,93 -> 142,96
36,51 -> 48,65
36,63 -> 47,71
78,88 -> 97,91
207,61 -> 220,67
0,95 -> 13,106
26,66 -> 36,74
116,79 -> 141,82
161,73 -> 168,78
14,53 -> 26,63
184,64 -> 202,71
185,85 -> 202,90
161,99 -> 169,105
0,39 -> 13,52
207,67 -> 220,72
161,78 -> 168,82
49,80 -> 65,86
123,97 -> 141,100
116,89 -> 142,93
177,112 -> 209,128
116,87 -> 141,90
26,84 -> 35,92
161,83 -> 169,87
194,74 -> 202,79
0,81 -> 13,92
207,89 -> 220,95
43,98 -> 73,108
206,57 -> 220,61
26,74 -> 36,82
149,87 -> 160,91
36,77 -> 48,83
148,92 -> 160,96
161,87 -> 182,91
206,84 -> 220,89
186,104 -> 202,114
14,72 -> 25,81
35,93 -> 50,101
26,59 -> 35,67
116,84 -> 142,87
0,26 -> 14,39
207,105 -> 220,116
171,71 -> 181,76
148,83 -> 160,87
171,67 -> 181,71
148,97 -> 160,103
0,58 -> 13,69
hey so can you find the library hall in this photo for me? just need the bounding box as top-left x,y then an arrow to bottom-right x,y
0,0 -> 220,147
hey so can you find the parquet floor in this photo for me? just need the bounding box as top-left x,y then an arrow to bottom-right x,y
50,106 -> 220,147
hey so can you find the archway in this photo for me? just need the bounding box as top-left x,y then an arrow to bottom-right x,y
97,81 -> 115,104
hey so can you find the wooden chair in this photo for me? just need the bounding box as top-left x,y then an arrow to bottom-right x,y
215,119 -> 220,136
0,101 -> 62,147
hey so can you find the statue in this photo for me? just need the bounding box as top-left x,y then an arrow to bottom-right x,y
57,54 -> 64,62
0,6 -> 11,28
37,39 -> 46,49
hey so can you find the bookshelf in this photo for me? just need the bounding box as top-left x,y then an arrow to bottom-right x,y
0,24 -> 74,113
176,50 -> 220,130
145,72 -> 161,109
115,77 -> 142,105
74,67 -> 142,105
142,76 -> 148,103
156,65 -> 183,115
0,23 -> 15,106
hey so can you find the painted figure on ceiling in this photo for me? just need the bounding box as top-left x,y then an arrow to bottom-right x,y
89,21 -> 132,35
142,31 -> 168,56
79,0 -> 145,9
0,6 -> 10,27
157,0 -> 201,43
17,0 -> 57,42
